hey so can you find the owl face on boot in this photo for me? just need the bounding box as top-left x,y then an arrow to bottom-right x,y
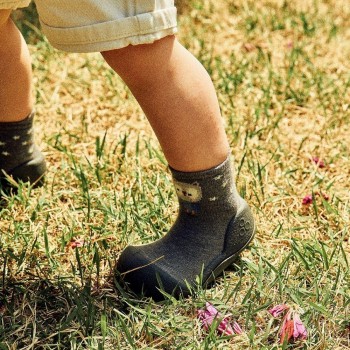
174,181 -> 202,203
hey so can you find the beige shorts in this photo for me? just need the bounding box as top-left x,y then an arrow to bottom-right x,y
0,0 -> 30,9
1,0 -> 177,52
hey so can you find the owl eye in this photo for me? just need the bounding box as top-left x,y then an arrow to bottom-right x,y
188,193 -> 192,197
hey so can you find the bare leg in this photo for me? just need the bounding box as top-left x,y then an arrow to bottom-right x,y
102,35 -> 229,172
0,11 -> 45,185
0,9 -> 33,122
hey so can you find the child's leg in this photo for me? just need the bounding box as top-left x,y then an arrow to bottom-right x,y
103,36 -> 229,171
0,9 -> 33,121
0,9 -> 46,186
102,35 -> 228,172
101,37 -> 255,299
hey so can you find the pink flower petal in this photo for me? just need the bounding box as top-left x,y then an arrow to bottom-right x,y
68,239 -> 84,249
280,311 -> 294,344
243,43 -> 256,52
217,318 -> 235,336
321,192 -> 330,201
205,302 -> 219,316
197,303 -> 241,336
293,313 -> 308,340
302,194 -> 313,205
269,305 -> 308,344
233,321 -> 243,334
311,157 -> 325,168
302,192 -> 330,205
268,304 -> 290,318
197,303 -> 220,332
279,310 -> 308,344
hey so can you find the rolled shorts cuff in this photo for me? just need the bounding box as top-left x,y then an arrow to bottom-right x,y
40,6 -> 178,53
0,0 -> 30,10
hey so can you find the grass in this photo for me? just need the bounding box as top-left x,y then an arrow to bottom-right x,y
1,0 -> 350,348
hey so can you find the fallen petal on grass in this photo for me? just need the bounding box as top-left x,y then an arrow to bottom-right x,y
217,318 -> 235,336
321,192 -> 330,201
302,191 -> 330,205
232,321 -> 243,335
280,311 -> 295,344
293,312 -> 308,340
269,304 -> 308,344
268,304 -> 290,317
302,194 -> 313,205
68,239 -> 84,249
310,156 -> 325,168
242,43 -> 256,52
197,302 -> 242,336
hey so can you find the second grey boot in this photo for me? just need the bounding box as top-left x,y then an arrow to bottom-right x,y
0,112 -> 46,189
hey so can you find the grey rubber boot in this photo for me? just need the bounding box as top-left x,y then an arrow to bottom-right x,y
0,112 -> 46,189
116,156 -> 255,300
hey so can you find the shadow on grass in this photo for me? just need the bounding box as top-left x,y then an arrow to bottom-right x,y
0,276 -> 127,348
0,261 -> 248,348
